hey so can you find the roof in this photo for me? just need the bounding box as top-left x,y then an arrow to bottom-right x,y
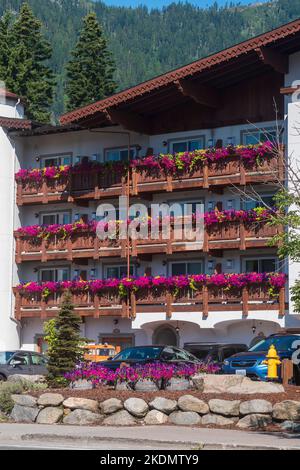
0,117 -> 32,131
0,88 -> 21,101
60,17 -> 300,127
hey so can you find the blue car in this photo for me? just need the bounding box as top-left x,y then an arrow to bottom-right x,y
222,334 -> 300,384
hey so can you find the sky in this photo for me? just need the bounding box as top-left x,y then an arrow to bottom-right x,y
101,0 -> 270,9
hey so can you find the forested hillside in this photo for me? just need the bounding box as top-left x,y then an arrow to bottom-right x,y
1,0 -> 300,115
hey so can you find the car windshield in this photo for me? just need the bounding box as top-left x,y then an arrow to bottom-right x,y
249,336 -> 300,353
113,347 -> 162,361
0,351 -> 14,364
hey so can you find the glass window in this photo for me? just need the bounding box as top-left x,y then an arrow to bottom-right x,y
0,352 -> 14,364
30,354 -> 48,366
9,353 -> 30,365
105,148 -> 135,162
40,268 -> 70,282
42,155 -> 71,168
41,214 -> 57,225
171,261 -> 202,276
41,212 -> 71,225
171,138 -> 204,154
243,194 -> 276,211
245,258 -> 277,273
249,335 -> 300,353
242,129 -> 278,146
113,346 -> 162,361
105,265 -> 133,279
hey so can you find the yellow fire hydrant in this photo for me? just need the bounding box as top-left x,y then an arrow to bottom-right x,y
262,344 -> 281,380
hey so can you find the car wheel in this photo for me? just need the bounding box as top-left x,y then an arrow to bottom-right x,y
0,374 -> 6,382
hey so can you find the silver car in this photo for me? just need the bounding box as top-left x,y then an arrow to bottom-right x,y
0,350 -> 48,380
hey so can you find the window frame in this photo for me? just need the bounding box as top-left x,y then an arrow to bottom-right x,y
39,210 -> 72,226
240,127 -> 279,146
104,146 -> 138,163
38,266 -> 70,282
103,264 -> 135,279
242,256 -> 278,273
167,135 -> 206,154
168,259 -> 204,277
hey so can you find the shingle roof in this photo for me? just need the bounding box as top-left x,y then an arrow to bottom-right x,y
0,117 -> 32,130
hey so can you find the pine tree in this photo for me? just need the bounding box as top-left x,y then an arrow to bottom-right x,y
65,12 -> 116,111
0,11 -> 13,84
47,291 -> 84,386
5,3 -> 55,122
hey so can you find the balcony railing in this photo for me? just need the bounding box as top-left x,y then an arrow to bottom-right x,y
14,221 -> 281,263
13,284 -> 286,320
16,152 -> 284,206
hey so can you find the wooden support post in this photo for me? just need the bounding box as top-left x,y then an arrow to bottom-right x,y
94,173 -> 101,200
93,295 -> 100,318
281,359 -> 294,386
41,299 -> 47,320
121,239 -> 127,258
122,299 -> 129,318
93,236 -> 100,260
130,292 -> 137,320
42,181 -> 48,204
131,238 -> 137,257
203,286 -> 209,318
67,238 -> 73,261
240,160 -> 246,186
166,175 -> 173,192
203,163 -> 209,189
121,176 -> 127,196
14,291 -> 21,321
132,168 -> 138,196
166,225 -> 173,255
239,223 -> 246,251
17,183 -> 23,206
242,287 -> 249,317
166,293 -> 173,319
203,229 -> 209,252
41,239 -> 47,263
279,287 -> 285,317
15,237 -> 22,263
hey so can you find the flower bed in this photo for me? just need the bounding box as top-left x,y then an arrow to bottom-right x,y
15,272 -> 286,300
15,207 -> 276,240
15,142 -> 275,184
65,362 -> 220,390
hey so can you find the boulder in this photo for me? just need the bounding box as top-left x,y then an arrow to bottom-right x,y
272,401 -> 300,421
209,399 -> 240,416
10,404 -> 39,423
135,379 -> 159,392
115,381 -> 133,391
69,379 -> 93,390
100,398 -> 123,415
169,411 -> 201,426
0,411 -> 7,422
192,374 -> 244,393
36,407 -> 63,424
237,414 -> 272,429
37,393 -> 64,407
144,410 -> 169,425
103,410 -> 137,426
240,399 -> 272,415
63,397 -> 99,413
11,394 -> 37,408
178,395 -> 209,414
165,378 -> 191,391
201,413 -> 237,426
280,420 -> 300,433
192,374 -> 284,394
149,397 -> 177,414
124,398 -> 149,418
8,374 -> 45,384
63,409 -> 102,425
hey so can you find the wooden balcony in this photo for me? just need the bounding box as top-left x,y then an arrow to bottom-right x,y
14,285 -> 286,320
16,155 -> 284,206
14,222 -> 281,263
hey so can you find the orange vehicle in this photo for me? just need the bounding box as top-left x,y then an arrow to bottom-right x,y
84,344 -> 116,362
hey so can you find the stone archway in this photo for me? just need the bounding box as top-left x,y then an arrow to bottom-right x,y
153,325 -> 178,346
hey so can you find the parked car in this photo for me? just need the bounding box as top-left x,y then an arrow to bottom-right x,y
0,350 -> 48,381
184,342 -> 248,366
99,345 -> 201,370
222,334 -> 300,384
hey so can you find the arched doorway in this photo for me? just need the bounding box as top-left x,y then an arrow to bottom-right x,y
153,325 -> 178,346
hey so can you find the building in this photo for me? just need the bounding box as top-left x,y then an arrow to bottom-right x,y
2,19 -> 300,353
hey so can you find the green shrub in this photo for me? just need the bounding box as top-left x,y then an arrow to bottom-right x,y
0,380 -> 47,415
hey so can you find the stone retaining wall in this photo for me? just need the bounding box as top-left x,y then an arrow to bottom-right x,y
9,393 -> 300,432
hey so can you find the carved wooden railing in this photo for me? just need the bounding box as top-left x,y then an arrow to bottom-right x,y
14,221 -> 281,263
14,285 -> 286,320
16,152 -> 284,205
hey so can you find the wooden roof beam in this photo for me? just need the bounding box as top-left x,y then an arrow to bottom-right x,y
256,46 -> 288,74
107,108 -> 151,134
175,79 -> 220,108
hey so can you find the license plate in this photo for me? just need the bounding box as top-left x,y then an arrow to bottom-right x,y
235,369 -> 247,376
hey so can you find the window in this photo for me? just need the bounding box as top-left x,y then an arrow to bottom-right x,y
41,154 -> 72,168
242,129 -> 277,146
40,212 -> 71,226
105,265 -> 134,279
9,352 -> 30,366
243,194 -> 276,211
170,261 -> 203,276
105,147 -> 136,162
30,354 -> 48,366
244,258 -> 277,273
40,267 -> 70,282
170,137 -> 205,154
